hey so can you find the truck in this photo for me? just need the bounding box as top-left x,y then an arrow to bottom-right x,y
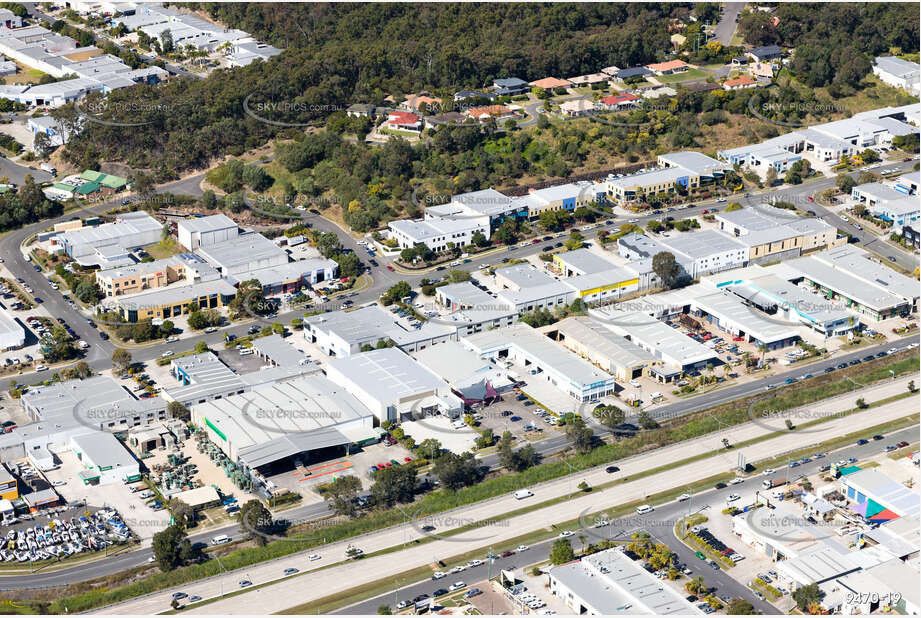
40,163 -> 57,176
762,478 -> 787,490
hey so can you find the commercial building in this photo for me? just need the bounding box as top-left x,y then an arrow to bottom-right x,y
851,181 -> 920,233
226,41 -> 282,67
433,282 -> 518,336
872,57 -> 920,95
191,375 -> 375,475
618,229 -> 748,279
492,264 -> 575,313
247,258 -> 340,296
895,171 -> 919,195
117,5 -> 269,54
0,305 -> 25,350
0,464 -> 17,501
840,468 -> 921,520
426,188 -> 520,227
551,248 -> 618,277
562,265 -> 641,303
303,304 -> 455,358
95,253 -> 220,297
715,206 -> 839,263
250,334 -> 312,370
112,278 -> 237,322
413,341 -> 511,402
56,211 -> 163,267
461,323 -> 616,402
545,316 -> 653,381
549,548 -> 702,615
691,290 -> 800,349
69,432 -> 140,485
703,266 -> 857,337
388,215 -> 489,253
177,214 -> 239,251
325,347 -> 463,422
589,307 -> 719,375
600,152 -> 729,204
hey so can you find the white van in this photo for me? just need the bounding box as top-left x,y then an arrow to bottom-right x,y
238,348 -> 255,356
636,505 -> 654,514
514,489 -> 534,500
452,419 -> 467,430
211,534 -> 231,545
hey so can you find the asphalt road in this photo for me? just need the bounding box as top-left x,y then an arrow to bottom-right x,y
713,3 -> 745,45
338,425 -> 918,615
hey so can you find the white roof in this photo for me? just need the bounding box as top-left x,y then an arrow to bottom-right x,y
177,214 -> 237,234
71,431 -> 136,469
589,308 -> 718,368
327,347 -> 452,403
552,316 -> 653,368
196,232 -> 287,270
553,248 -> 618,274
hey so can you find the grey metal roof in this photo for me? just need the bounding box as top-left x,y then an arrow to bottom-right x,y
304,304 -> 455,348
70,431 -> 137,468
658,151 -> 729,176
660,229 -> 746,259
177,214 -> 237,234
553,316 -> 653,368
814,245 -> 919,301
250,334 -> 310,369
553,248 -> 617,275
196,232 -> 287,271
326,347 -> 450,403
693,290 -> 799,344
788,256 -> 908,312
113,278 -> 237,311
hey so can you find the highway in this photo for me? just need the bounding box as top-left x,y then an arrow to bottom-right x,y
92,392 -> 916,615
338,425 -> 919,616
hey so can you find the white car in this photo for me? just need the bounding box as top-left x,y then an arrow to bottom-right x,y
636,505 -> 654,514
51,480 -> 66,487
166,336 -> 179,343
161,351 -> 174,358
467,559 -> 483,568
450,565 -> 466,573
34,365 -> 48,372
431,571 -> 447,579
448,582 -> 466,592
204,327 -> 217,333
762,468 -> 776,475
629,380 -> 642,388
726,494 -> 741,503
558,531 -> 574,538
729,477 -> 744,485
516,545 -> 529,552
677,493 -> 690,502
307,554 -> 321,561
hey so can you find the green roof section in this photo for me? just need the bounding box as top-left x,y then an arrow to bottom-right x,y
74,180 -> 101,195
81,170 -> 129,189
52,182 -> 74,192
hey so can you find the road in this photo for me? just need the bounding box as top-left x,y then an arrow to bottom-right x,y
339,418 -> 919,617
93,397 -> 917,615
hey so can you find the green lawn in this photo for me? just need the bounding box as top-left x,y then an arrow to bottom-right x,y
145,237 -> 182,260
655,68 -> 711,83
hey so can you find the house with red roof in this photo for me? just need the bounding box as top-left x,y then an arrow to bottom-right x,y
646,59 -> 689,75
723,74 -> 757,91
465,105 -> 516,121
596,93 -> 640,111
386,111 -> 422,132
530,77 -> 573,90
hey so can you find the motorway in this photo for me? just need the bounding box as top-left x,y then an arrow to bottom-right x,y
339,425 -> 919,616
94,389 -> 916,615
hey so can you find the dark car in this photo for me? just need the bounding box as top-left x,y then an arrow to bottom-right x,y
523,400 -> 534,406
433,588 -> 448,597
501,410 -> 513,416
863,355 -> 875,362
887,256 -> 896,262
605,466 -> 620,473
876,351 -> 887,358
807,210 -> 816,216
369,259 -> 378,267
848,359 -> 860,366
515,394 -> 527,401
436,266 -> 446,271
509,416 -> 522,422
33,265 -> 41,272
543,246 -> 553,252
857,439 -> 869,445
56,317 -> 65,324
824,367 -> 835,373
872,435 -> 884,441
99,331 -> 109,340
500,550 -> 515,558
555,242 -> 563,248
413,594 -> 429,603
836,363 -> 847,369
543,236 -> 552,241
32,297 -> 42,303
714,482 -> 727,490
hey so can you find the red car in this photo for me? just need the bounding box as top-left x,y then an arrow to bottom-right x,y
732,336 -> 744,342
500,550 -> 516,558
386,265 -> 395,271
807,196 -> 814,202
897,441 -> 910,448
701,209 -> 709,214
404,457 -> 412,463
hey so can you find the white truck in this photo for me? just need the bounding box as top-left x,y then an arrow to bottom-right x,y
40,163 -> 57,176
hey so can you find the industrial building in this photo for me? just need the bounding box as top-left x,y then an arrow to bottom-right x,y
590,307 -> 719,375
246,257 -> 340,295
461,323 -> 617,402
840,468 -> 921,520
303,304 -> 456,358
551,248 -> 617,277
413,341 -> 512,403
95,253 -> 221,297
191,375 -> 376,475
177,214 -> 239,251
0,305 -> 25,350
618,229 -> 748,278
549,548 -> 703,615
600,151 -> 729,204
544,316 -> 654,381
387,215 -> 490,253
851,181 -> 920,234
325,347 -> 463,422
69,432 -> 140,485
562,265 -> 641,303
872,56 -> 921,94
55,211 -> 163,267
112,278 -> 238,322
691,290 -> 800,349
196,232 -> 289,277
715,206 -> 840,263
433,282 -> 519,335
0,464 -> 17,501
492,264 -> 576,313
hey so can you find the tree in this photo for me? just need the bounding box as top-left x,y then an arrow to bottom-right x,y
377,605 -> 392,615
74,280 -> 101,303
549,538 -> 575,565
564,415 -> 594,454
475,428 -> 495,449
855,397 -> 868,409
652,251 -> 682,289
836,174 -> 856,195
792,583 -> 821,611
159,28 -> 174,54
381,281 -> 411,306
432,451 -> 480,490
167,401 -> 190,422
168,498 -> 194,527
471,230 -> 489,247
111,348 -> 131,374
685,575 -> 707,595
194,341 -> 209,354
416,438 -> 442,459
564,230 -> 585,251
152,525 -> 186,571
637,410 -> 659,430
371,464 -> 417,506
33,131 -> 53,158
239,499 -> 273,546
201,189 -> 217,210
160,320 -> 175,336
764,167 -> 777,187
727,598 -> 757,614
724,202 -> 743,212
591,404 -> 624,430
326,475 -> 362,517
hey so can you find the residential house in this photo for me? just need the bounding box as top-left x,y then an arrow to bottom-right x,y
559,98 -> 594,117
465,105 -> 516,122
567,73 -> 608,86
491,77 -> 529,96
723,74 -> 758,90
400,94 -> 442,113
747,45 -> 783,63
346,103 -> 375,118
453,89 -> 496,103
616,67 -> 653,81
646,59 -> 688,75
596,93 -> 639,111
529,77 -> 572,90
385,111 -> 421,132
748,62 -> 776,81
600,65 -> 621,76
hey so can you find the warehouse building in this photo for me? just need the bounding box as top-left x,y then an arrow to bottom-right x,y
461,323 -> 616,402
413,342 -> 512,402
544,316 -> 654,381
492,264 -> 576,313
303,304 -> 456,358
112,278 -> 237,322
192,375 -> 376,475
851,182 -> 920,234
425,188 -> 522,227
325,347 -> 463,422
250,334 -> 313,370
0,464 -> 17,501
600,151 -> 729,204
433,282 -> 518,336
562,265 -> 641,303
247,257 -> 339,295
56,211 -> 163,267
715,206 -> 840,263
840,468 -> 921,520
551,248 -> 618,277
0,306 -> 25,350
691,290 -> 800,349
549,548 -> 702,615
177,214 -> 239,251
590,307 -> 719,375
196,232 -> 289,277
70,431 -> 140,485
806,245 -> 919,311
388,215 -> 490,253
